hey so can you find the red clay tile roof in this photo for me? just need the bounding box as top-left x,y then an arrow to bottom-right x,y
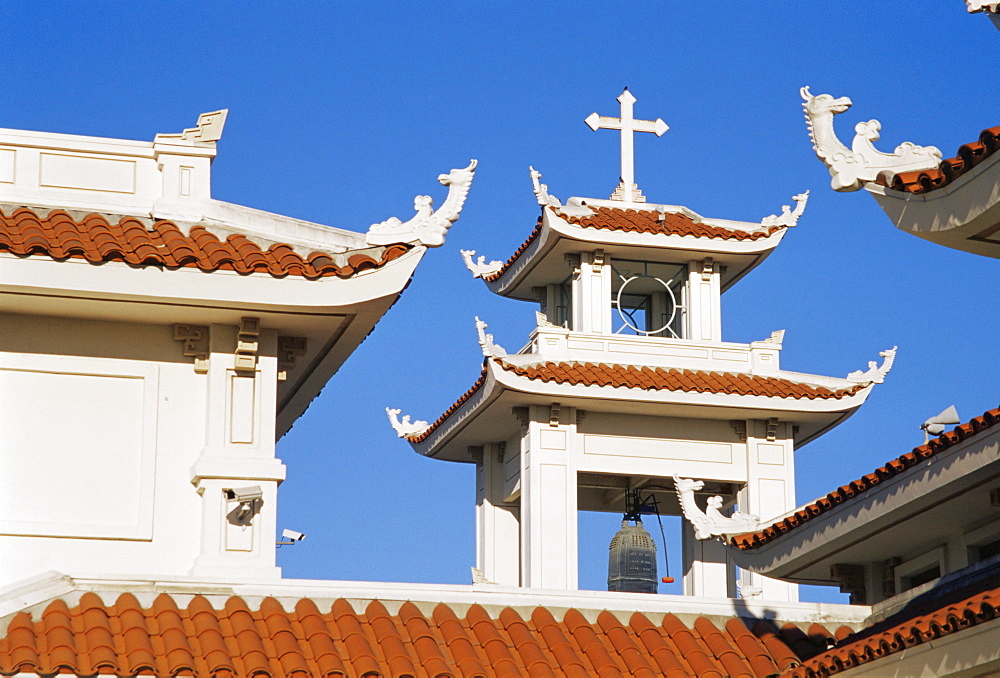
408,359 -> 863,444
733,406 -> 1000,551
876,125 -> 1000,194
561,206 -> 783,241
501,361 -> 862,399
0,207 -> 413,280
786,576 -> 1000,677
485,206 -> 780,283
0,592 -> 839,677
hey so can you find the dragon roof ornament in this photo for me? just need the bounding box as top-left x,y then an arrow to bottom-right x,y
801,87 -> 941,192
760,191 -> 809,228
367,160 -> 478,247
475,317 -> 506,358
674,476 -> 759,540
460,249 -> 503,279
529,166 -> 561,207
385,407 -> 429,438
846,346 -> 897,384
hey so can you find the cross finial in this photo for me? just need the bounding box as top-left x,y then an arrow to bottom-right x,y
585,88 -> 668,203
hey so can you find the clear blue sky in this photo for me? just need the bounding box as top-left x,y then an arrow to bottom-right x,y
3,3 -> 997,602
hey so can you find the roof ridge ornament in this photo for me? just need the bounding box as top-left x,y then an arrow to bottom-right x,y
967,1 -> 1000,11
801,87 -> 941,192
529,167 -> 561,207
385,407 -> 430,438
475,317 -> 506,358
761,191 -> 809,228
460,249 -> 503,279
584,88 -> 668,204
367,160 -> 478,248
846,346 -> 897,384
674,476 -> 759,540
154,109 -> 229,144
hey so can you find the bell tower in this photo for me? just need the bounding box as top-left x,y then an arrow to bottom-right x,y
391,90 -> 895,601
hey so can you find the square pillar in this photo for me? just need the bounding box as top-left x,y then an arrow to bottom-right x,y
683,522 -> 734,598
520,405 -> 578,589
475,442 -> 520,586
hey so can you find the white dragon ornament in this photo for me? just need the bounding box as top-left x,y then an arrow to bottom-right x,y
367,160 -> 478,247
801,87 -> 941,192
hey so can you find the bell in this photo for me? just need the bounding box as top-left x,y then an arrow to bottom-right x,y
607,518 -> 658,593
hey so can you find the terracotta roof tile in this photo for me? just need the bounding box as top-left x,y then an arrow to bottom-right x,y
485,206 -> 782,283
733,406 -> 1000,550
0,593 -> 843,678
408,359 -> 863,444
876,125 -> 1000,194
785,577 -> 1000,677
0,207 -> 412,280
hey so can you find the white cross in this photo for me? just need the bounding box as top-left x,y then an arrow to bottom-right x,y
585,88 -> 668,204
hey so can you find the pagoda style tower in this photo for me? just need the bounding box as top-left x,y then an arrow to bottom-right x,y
389,90 -> 894,601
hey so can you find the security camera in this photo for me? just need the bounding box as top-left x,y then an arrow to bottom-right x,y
282,528 -> 306,541
227,486 -> 263,502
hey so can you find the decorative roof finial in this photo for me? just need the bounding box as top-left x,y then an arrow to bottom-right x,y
529,166 -> 561,207
367,159 -> 478,247
460,249 -> 503,279
800,87 -> 941,192
584,89 -> 668,204
475,317 -> 506,358
674,476 -> 759,540
846,346 -> 897,384
761,191 -> 809,228
385,407 -> 430,438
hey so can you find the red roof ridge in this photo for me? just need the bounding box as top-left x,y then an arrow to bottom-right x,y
408,358 -> 864,446
484,204 -> 783,283
733,405 -> 1000,551
784,575 -> 1000,677
876,125 -> 1000,194
0,206 -> 413,280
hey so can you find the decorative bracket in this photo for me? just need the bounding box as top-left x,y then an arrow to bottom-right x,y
801,87 -> 941,192
529,166 -> 561,207
460,249 -> 503,279
174,324 -> 210,373
385,407 -> 430,438
846,346 -> 897,384
234,317 -> 260,372
564,253 -> 581,272
475,317 -> 506,358
674,476 -> 759,540
700,257 -> 714,282
512,407 -> 530,427
591,249 -> 606,273
549,402 -> 561,427
367,160 -> 478,247
730,420 -> 747,442
467,446 -> 484,463
761,191 -> 809,228
765,418 -> 779,443
277,336 -> 307,381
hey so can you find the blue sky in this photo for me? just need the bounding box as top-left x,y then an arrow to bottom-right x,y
4,3 -> 997,601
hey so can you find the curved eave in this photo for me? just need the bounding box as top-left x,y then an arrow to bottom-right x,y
726,425 -> 1000,586
485,209 -> 786,301
1,246 -> 427,437
409,361 -> 873,463
866,151 -> 1000,259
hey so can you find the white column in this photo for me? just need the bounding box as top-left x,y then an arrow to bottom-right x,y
682,522 -> 734,598
520,405 -> 578,589
190,323 -> 283,580
476,442 -> 520,586
740,419 -> 798,601
685,260 -> 722,341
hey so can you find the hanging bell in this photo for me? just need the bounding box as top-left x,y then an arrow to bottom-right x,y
607,518 -> 658,593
